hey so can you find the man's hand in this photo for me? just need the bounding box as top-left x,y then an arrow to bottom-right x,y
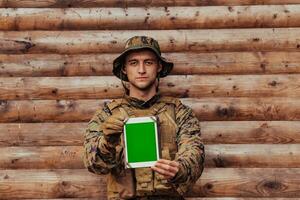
102,114 -> 126,138
151,159 -> 179,179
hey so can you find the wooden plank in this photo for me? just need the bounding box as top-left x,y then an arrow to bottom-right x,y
1,168 -> 300,198
1,121 -> 299,147
1,145 -> 300,169
18,198 -> 300,200
0,169 -> 106,199
0,52 -> 298,77
1,28 -> 300,54
0,99 -> 101,123
1,98 -> 300,122
1,0 -> 300,8
1,52 -> 300,77
0,74 -> 299,100
187,97 -> 300,121
0,146 -> 84,169
187,198 -> 300,200
1,6 -> 300,30
190,168 -> 300,197
202,121 -> 300,144
0,123 -> 85,146
205,144 -> 300,168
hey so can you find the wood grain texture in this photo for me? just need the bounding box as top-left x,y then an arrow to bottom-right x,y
1,145 -> 299,169
0,123 -> 86,146
1,28 -> 300,54
0,169 -> 106,199
0,146 -> 84,169
205,144 -> 300,168
0,99 -> 101,123
190,168 -> 300,197
0,75 -> 299,100
18,198 -> 300,200
1,168 -> 300,198
201,121 -> 300,144
1,52 -> 300,77
1,121 -> 299,147
1,98 -> 300,122
187,198 -> 300,200
1,5 -> 300,30
1,0 -> 300,7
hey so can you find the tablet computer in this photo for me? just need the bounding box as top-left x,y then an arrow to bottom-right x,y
123,116 -> 160,168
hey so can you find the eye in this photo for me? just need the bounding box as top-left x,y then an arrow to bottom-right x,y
128,60 -> 138,66
145,60 -> 154,66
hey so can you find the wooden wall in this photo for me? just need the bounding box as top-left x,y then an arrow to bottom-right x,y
1,0 -> 300,199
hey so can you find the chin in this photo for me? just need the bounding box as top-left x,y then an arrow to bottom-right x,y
134,83 -> 154,90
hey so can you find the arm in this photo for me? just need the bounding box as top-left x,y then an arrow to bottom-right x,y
171,101 -> 205,194
83,105 -> 124,175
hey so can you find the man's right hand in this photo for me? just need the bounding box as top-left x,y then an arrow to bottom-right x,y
102,114 -> 126,139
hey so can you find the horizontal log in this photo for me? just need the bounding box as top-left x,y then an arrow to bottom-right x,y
205,144 -> 300,168
1,121 -> 300,147
187,97 -> 300,121
1,75 -> 299,100
0,123 -> 85,146
1,168 -> 300,198
0,99 -> 101,123
18,198 -> 300,200
1,28 -> 300,54
1,145 -> 300,169
191,168 -> 300,197
1,0 -> 300,7
1,98 -> 300,122
13,198 -> 300,200
1,52 -> 300,77
0,146 -> 84,169
2,6 -> 300,30
0,169 -> 106,199
2,198 -> 297,199
202,121 -> 300,144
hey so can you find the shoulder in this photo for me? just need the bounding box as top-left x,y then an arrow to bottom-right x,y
105,98 -> 125,111
91,98 -> 125,122
159,96 -> 181,107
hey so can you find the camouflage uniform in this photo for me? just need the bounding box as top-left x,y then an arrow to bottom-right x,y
83,36 -> 205,200
83,94 -> 205,199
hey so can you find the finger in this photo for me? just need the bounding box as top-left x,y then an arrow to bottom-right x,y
106,117 -> 124,127
156,159 -> 180,168
104,122 -> 123,131
151,166 -> 175,178
154,162 -> 178,175
155,160 -> 179,173
103,128 -> 121,136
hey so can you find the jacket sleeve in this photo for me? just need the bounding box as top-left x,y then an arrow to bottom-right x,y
82,105 -> 124,175
170,100 -> 205,194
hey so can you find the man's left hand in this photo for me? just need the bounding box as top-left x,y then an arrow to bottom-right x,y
151,159 -> 179,179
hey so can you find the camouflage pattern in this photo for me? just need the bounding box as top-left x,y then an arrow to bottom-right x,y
113,36 -> 174,81
83,94 -> 205,200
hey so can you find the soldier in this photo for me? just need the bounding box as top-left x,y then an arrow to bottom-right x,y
83,36 -> 205,200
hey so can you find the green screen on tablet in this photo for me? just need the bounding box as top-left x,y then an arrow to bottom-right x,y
124,116 -> 159,168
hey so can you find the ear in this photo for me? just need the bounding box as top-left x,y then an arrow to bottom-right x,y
157,61 -> 162,73
121,65 -> 127,74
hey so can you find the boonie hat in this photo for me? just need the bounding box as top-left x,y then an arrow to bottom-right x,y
113,36 -> 174,81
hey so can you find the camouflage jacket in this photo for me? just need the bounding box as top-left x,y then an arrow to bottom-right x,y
83,93 -> 205,198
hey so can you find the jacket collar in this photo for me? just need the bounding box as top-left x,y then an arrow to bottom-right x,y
124,92 -> 161,109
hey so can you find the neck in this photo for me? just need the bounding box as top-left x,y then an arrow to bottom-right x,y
129,85 -> 157,101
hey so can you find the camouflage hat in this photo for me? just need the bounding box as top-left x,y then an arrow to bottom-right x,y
113,36 -> 174,81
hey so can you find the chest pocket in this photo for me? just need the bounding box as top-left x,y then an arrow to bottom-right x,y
157,104 -> 178,160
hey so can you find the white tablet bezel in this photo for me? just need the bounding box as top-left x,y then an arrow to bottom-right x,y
123,116 -> 160,168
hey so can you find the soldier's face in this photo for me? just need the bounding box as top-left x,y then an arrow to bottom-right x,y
123,50 -> 162,91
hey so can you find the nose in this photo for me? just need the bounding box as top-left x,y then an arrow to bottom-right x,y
137,63 -> 146,74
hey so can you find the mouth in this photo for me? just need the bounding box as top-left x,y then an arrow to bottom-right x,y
136,77 -> 148,80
